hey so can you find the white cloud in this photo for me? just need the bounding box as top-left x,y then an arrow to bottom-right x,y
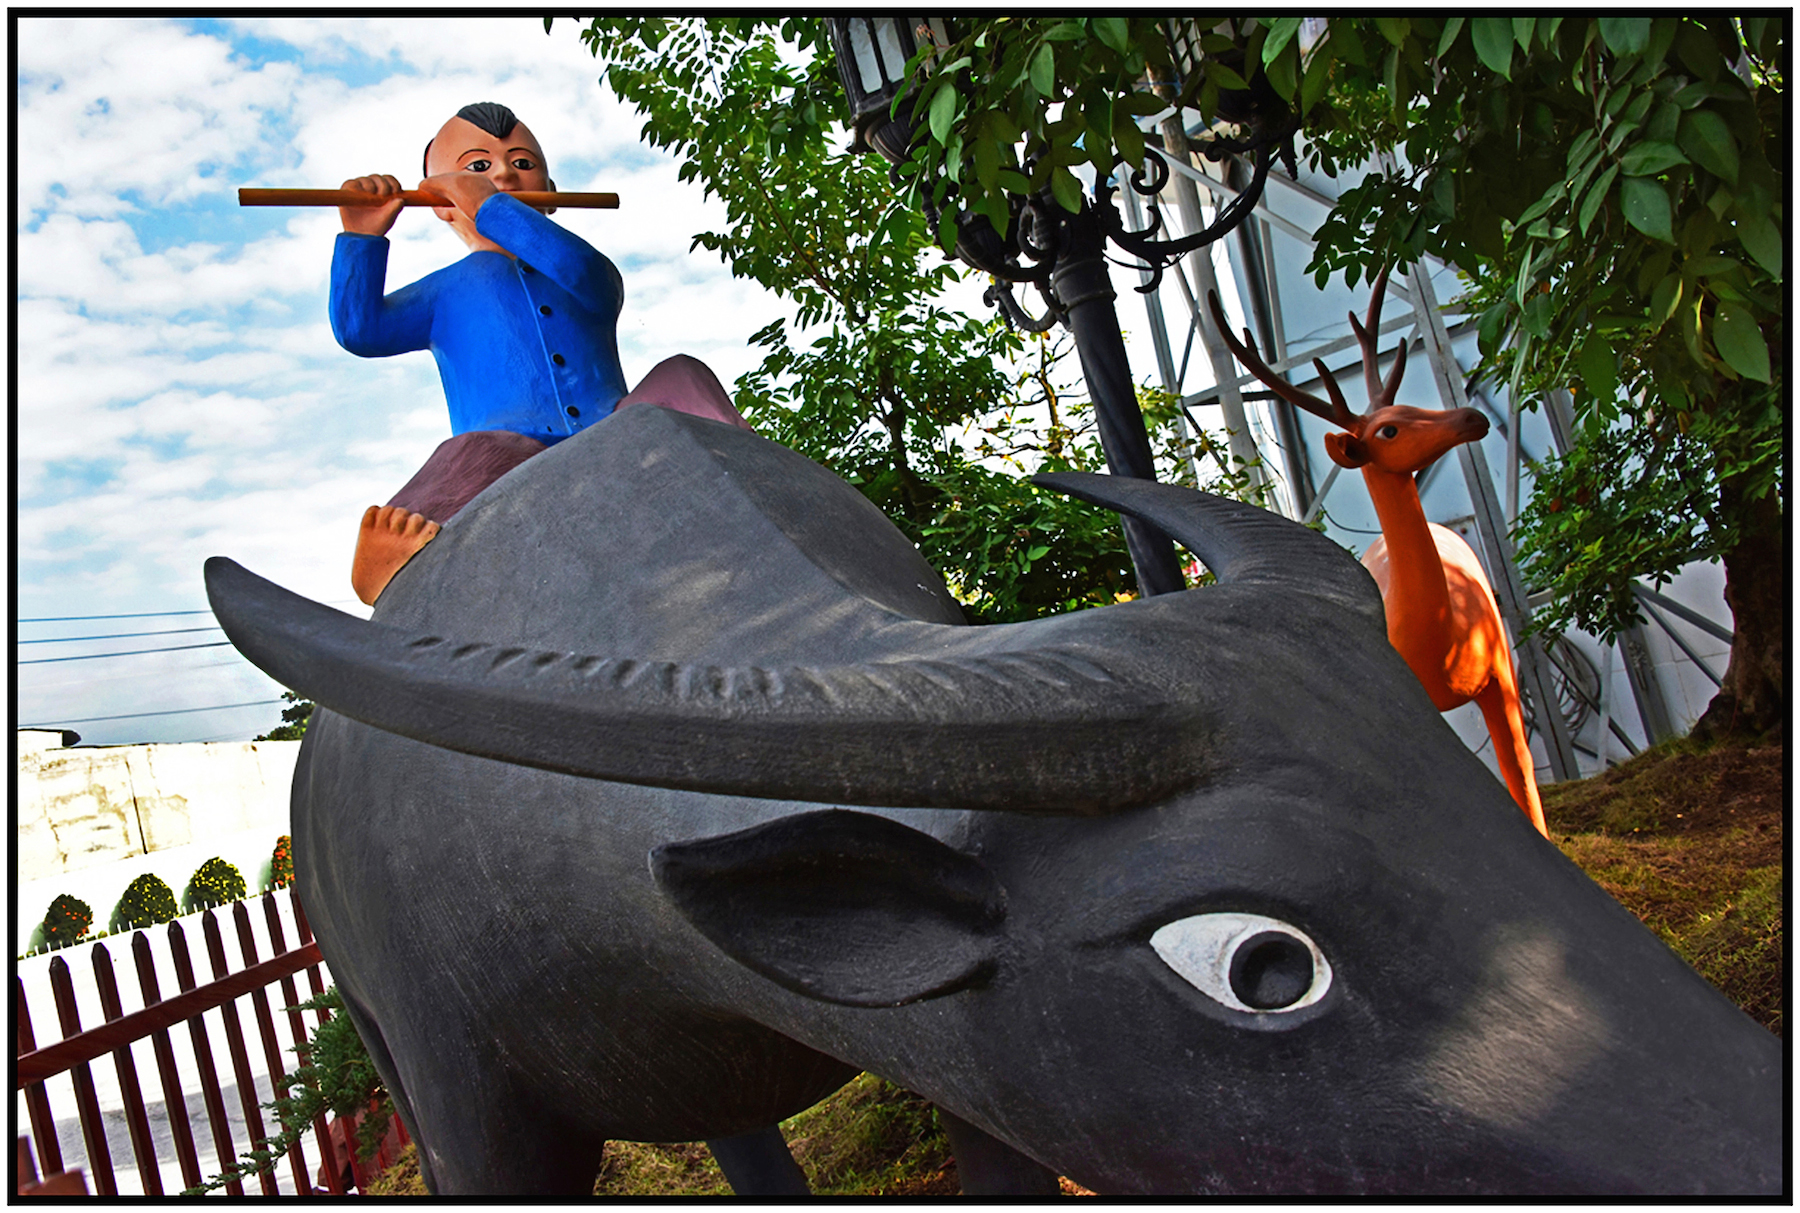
14,17 -> 906,743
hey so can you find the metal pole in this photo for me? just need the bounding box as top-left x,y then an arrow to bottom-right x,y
1224,166 -> 1313,520
1156,116 -> 1268,494
1120,184 -> 1205,490
1051,205 -> 1186,598
1543,389 -> 1677,745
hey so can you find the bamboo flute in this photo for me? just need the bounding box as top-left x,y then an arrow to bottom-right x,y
238,188 -> 618,209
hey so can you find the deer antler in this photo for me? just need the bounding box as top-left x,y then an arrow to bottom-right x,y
1206,291 -> 1359,429
1346,265 -> 1408,410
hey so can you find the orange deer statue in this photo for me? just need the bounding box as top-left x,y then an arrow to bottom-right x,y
1208,270 -> 1547,835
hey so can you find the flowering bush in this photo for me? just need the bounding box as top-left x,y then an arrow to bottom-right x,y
270,835 -> 295,890
186,857 -> 248,911
42,894 -> 93,949
114,873 -> 180,931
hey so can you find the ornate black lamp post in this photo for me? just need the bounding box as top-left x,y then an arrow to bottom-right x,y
827,17 -> 1295,597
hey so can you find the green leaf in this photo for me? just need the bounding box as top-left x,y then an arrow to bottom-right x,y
1619,140 -> 1687,176
1207,61 -> 1250,91
1121,90 -> 1167,116
1512,17 -> 1535,49
1677,109 -> 1740,183
927,83 -> 957,145
1620,176 -> 1674,243
1515,186 -> 1563,227
1114,112 -> 1145,170
1301,42 -> 1334,113
1029,42 -> 1055,96
1712,302 -> 1771,382
1268,40 -> 1299,101
1049,165 -> 1084,213
1093,16 -> 1129,54
996,169 -> 1032,194
1579,332 -> 1618,404
1043,21 -> 1085,41
1736,213 -> 1783,280
1579,163 -> 1619,234
1263,16 -> 1302,64
972,138 -> 1000,191
1470,18 -> 1514,76
1521,290 -> 1554,339
1373,16 -> 1410,47
1437,16 -> 1465,57
1649,272 -> 1683,326
1598,16 -> 1650,56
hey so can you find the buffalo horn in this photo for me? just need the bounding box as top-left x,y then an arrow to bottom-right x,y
1032,473 -> 1383,625
204,557 -> 1210,816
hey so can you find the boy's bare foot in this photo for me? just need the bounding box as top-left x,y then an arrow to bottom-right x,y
352,505 -> 441,605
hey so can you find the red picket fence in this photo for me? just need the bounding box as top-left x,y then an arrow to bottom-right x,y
13,891 -> 380,1196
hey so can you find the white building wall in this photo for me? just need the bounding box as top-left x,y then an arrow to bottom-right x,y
17,735 -> 300,955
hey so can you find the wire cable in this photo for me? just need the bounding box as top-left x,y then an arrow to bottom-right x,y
18,609 -> 215,622
22,698 -> 285,726
19,626 -> 223,645
19,599 -> 364,624
20,642 -> 234,665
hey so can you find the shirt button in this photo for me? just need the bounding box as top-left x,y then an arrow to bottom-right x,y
551,353 -> 566,366
566,406 -> 580,418
539,305 -> 552,315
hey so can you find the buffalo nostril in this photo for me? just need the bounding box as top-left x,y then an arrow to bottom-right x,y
1229,931 -> 1315,1010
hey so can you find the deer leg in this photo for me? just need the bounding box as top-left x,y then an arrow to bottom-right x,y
1475,676 -> 1548,837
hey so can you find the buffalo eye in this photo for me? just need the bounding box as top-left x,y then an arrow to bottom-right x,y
1150,913 -> 1332,1014
1377,424 -> 1398,439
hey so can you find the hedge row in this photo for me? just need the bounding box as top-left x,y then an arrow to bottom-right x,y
29,835 -> 295,955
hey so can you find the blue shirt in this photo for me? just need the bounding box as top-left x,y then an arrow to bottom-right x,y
329,192 -> 628,444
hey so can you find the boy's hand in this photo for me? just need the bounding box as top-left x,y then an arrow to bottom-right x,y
339,175 -> 405,237
419,171 -> 499,225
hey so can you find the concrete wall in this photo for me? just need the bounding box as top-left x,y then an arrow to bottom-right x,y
17,733 -> 301,954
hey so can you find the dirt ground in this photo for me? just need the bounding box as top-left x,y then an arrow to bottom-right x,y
1542,739 -> 1784,1035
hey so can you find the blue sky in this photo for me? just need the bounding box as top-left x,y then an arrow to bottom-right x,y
14,16 -> 808,743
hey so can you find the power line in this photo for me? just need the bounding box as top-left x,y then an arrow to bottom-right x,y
22,698 -> 285,726
19,609 -> 214,622
20,642 -> 233,665
20,626 -> 222,645
18,599 -> 364,624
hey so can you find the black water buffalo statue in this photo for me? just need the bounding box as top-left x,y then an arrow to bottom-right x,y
206,404 -> 1780,1195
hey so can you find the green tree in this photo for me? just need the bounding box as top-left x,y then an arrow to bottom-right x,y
898,16 -> 1783,734
562,17 -> 1223,621
256,691 -> 314,741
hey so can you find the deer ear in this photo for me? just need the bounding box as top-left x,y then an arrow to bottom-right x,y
651,809 -> 1005,1007
1325,431 -> 1369,468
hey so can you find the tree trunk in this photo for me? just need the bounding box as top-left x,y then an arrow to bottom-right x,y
1691,482 -> 1785,741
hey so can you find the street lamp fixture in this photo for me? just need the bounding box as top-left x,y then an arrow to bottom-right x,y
827,17 -> 1296,597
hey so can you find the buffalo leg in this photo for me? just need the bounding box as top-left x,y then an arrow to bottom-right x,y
937,1107 -> 1061,1196
333,989 -> 441,1193
705,1125 -> 810,1195
337,991 -> 601,1194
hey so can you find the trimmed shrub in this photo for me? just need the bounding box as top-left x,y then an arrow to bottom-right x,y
114,873 -> 180,931
270,835 -> 295,890
187,857 -> 248,911
43,894 -> 93,949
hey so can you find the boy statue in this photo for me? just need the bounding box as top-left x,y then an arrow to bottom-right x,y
333,101 -> 751,604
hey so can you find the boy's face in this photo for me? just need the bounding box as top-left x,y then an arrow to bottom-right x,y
424,116 -> 552,193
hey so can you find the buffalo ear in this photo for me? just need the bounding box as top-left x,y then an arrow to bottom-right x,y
651,809 -> 1005,1008
1325,431 -> 1370,468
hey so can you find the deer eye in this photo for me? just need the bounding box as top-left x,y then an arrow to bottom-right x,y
1150,912 -> 1332,1013
1377,425 -> 1398,439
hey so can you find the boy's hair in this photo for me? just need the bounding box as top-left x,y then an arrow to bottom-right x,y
423,102 -> 525,175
